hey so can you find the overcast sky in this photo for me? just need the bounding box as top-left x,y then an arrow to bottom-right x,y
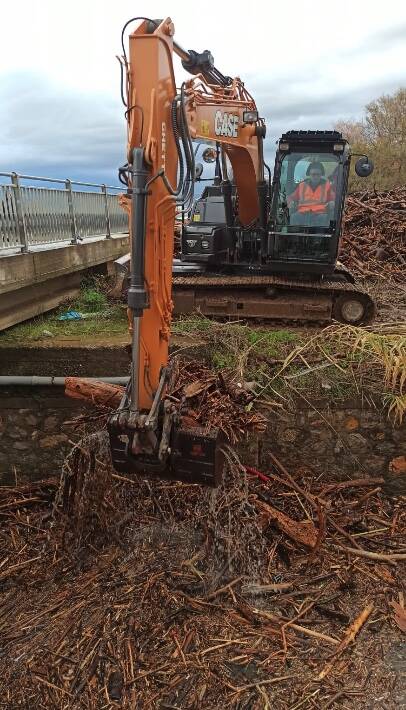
1,0 -> 405,184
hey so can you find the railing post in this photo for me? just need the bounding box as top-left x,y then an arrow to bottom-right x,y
102,184 -> 111,238
11,172 -> 28,253
65,179 -> 78,244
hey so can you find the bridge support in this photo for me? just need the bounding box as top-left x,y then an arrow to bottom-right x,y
0,235 -> 129,331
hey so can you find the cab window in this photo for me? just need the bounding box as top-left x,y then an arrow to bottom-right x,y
192,199 -> 226,224
276,151 -> 340,232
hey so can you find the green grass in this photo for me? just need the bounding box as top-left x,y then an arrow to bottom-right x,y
170,315 -> 302,377
172,317 -> 405,418
76,287 -> 108,313
0,307 -> 128,342
171,314 -> 214,336
0,278 -> 128,342
212,351 -> 236,371
245,328 -> 297,356
2,286 -> 404,423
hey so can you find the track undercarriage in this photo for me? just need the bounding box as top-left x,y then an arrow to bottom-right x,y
172,271 -> 376,325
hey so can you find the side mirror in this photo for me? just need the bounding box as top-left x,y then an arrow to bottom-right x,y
202,147 -> 217,163
194,163 -> 203,180
355,156 -> 374,177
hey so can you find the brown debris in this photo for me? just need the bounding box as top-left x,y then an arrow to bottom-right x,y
0,447 -> 405,708
317,602 -> 374,680
65,377 -> 125,408
340,187 -> 406,281
169,360 -> 266,443
389,600 -> 406,633
255,498 -> 319,548
65,359 -> 266,445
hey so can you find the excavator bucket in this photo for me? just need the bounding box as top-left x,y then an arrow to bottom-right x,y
169,425 -> 223,486
108,406 -> 224,487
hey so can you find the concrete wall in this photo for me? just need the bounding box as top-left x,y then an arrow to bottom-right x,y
262,403 -> 406,495
0,342 -> 129,484
0,235 -> 129,330
1,388 -> 405,492
0,387 -> 93,484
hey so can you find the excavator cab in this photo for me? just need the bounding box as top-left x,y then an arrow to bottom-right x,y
268,130 -> 373,275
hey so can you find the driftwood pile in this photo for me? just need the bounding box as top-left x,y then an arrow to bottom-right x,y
65,359 -> 266,445
340,188 -> 406,280
0,444 -> 405,708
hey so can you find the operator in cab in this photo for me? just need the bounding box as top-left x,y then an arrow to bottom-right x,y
287,161 -> 335,226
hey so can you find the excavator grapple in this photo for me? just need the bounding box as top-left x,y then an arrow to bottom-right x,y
108,410 -> 223,486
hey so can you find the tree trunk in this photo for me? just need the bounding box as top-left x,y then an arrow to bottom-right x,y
65,378 -> 125,409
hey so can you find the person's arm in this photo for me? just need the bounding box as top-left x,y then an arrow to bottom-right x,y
326,182 -> 335,202
287,184 -> 300,206
326,181 -> 335,209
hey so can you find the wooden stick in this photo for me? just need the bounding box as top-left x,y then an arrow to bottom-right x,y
252,609 -> 338,645
0,555 -> 41,581
231,674 -> 295,694
336,544 -> 406,565
347,487 -> 382,508
289,622 -> 339,646
322,477 -> 384,493
317,603 -> 374,679
205,576 -> 243,601
242,582 -> 294,595
266,451 -> 321,511
308,499 -> 326,560
330,519 -> 363,550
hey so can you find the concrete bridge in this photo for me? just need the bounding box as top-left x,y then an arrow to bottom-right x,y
0,172 -> 129,330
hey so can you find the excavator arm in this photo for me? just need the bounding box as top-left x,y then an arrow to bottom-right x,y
108,17 -> 266,485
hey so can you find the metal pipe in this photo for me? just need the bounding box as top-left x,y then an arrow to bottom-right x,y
0,376 -> 129,386
173,40 -> 192,63
127,147 -> 149,412
220,148 -> 229,181
221,179 -> 234,254
11,172 -> 28,253
130,316 -> 140,411
147,19 -> 191,63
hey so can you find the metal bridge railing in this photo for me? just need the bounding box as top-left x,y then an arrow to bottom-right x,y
0,172 -> 129,253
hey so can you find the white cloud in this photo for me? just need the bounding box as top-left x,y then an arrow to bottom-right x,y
1,0 -> 405,180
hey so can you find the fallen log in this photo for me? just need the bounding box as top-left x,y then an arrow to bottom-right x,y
65,377 -> 125,408
255,499 -> 319,548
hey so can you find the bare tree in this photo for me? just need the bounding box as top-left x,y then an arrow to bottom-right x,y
336,88 -> 406,191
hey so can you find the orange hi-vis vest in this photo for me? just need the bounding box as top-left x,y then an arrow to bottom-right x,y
297,179 -> 332,213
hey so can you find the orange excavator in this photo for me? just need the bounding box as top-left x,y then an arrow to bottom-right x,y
108,16 -> 374,485
108,16 -> 273,485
